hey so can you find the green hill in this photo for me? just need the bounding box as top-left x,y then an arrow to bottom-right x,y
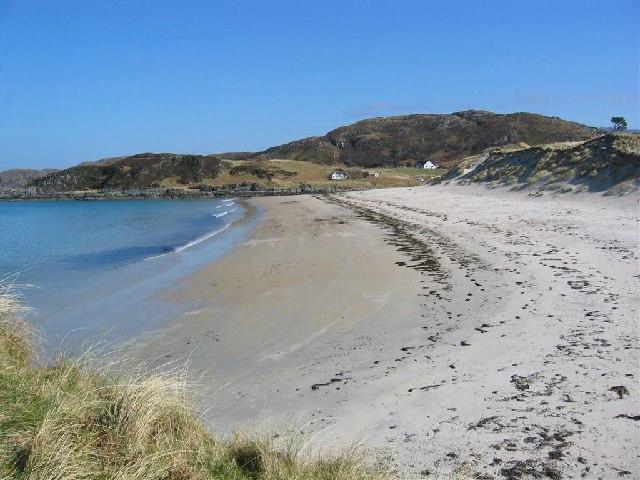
253,110 -> 598,168
6,110 -> 603,193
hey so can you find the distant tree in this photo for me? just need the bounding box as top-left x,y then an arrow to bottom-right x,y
611,116 -> 628,131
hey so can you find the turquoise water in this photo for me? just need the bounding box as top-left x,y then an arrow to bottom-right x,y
0,198 -> 255,351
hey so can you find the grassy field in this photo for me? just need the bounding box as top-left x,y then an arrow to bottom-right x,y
0,288 -> 390,480
162,159 -> 445,190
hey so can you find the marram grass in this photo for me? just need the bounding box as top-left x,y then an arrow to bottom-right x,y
0,287 -> 391,480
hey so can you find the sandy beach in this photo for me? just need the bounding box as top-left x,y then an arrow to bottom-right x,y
134,186 -> 639,479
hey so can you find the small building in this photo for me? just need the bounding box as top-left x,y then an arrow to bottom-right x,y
330,170 -> 347,180
415,160 -> 439,170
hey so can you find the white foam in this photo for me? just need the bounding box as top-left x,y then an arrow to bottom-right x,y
214,211 -> 228,217
174,224 -> 231,252
145,224 -> 231,260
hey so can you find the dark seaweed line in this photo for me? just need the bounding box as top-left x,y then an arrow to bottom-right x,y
321,195 -> 450,286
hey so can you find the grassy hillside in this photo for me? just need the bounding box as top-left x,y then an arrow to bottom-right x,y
23,157 -> 444,193
195,159 -> 445,190
437,133 -> 640,194
254,111 -> 598,168
0,290 -> 389,480
11,110 -> 598,194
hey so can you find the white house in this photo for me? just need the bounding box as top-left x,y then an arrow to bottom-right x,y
330,170 -> 347,180
417,160 -> 438,170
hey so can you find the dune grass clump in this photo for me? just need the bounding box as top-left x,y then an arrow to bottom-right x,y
0,289 -> 390,480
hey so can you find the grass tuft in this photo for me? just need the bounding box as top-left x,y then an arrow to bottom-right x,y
0,289 -> 392,480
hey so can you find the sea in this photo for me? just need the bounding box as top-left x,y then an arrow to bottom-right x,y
0,198 -> 255,352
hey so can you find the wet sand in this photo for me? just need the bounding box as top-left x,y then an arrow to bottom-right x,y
134,186 -> 639,479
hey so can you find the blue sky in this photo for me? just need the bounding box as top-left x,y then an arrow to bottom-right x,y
1,0 -> 638,169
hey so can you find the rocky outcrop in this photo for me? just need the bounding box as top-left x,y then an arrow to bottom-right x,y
0,169 -> 58,189
29,153 -> 222,191
0,184 -> 363,200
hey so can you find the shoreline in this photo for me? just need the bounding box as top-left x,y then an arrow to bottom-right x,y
0,185 -> 368,201
131,187 -> 639,478
14,197 -> 258,353
132,195 -> 425,433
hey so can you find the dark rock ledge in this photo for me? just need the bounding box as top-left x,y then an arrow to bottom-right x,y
0,184 -> 366,200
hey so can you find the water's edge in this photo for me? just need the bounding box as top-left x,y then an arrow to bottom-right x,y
0,198 -> 261,355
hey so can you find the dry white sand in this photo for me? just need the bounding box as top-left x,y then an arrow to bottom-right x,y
134,185 -> 639,479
